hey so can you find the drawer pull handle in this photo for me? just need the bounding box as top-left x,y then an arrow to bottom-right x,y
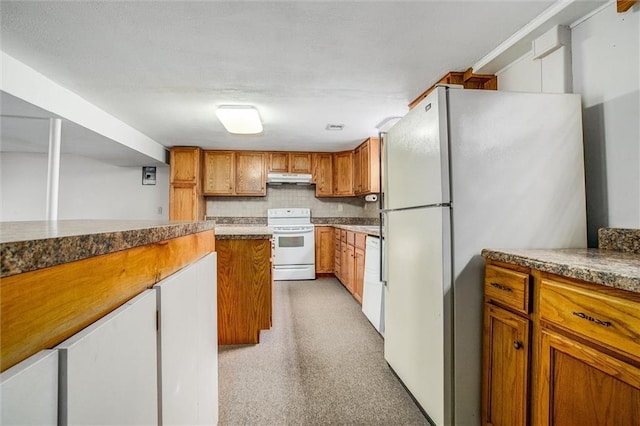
490,282 -> 513,292
513,341 -> 523,350
572,311 -> 612,327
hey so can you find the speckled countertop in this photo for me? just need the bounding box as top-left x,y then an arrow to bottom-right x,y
214,225 -> 273,240
331,224 -> 381,237
0,220 -> 216,278
482,248 -> 640,293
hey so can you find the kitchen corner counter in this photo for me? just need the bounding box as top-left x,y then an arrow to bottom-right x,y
1,220 -> 216,278
214,225 -> 273,240
481,248 -> 640,293
331,224 -> 380,237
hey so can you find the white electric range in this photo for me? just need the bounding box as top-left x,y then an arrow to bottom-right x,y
267,208 -> 315,281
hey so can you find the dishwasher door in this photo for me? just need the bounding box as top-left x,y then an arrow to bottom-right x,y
362,236 -> 384,335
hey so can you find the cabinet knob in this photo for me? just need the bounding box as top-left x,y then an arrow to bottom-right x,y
513,341 -> 523,350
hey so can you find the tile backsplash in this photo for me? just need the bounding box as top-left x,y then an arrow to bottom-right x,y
206,185 -> 378,218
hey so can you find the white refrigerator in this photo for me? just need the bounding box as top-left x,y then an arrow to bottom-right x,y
381,87 -> 587,425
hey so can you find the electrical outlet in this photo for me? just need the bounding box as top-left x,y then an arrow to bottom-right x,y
337,204 -> 343,212
157,206 -> 163,215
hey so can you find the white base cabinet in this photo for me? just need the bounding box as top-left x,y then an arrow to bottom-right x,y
56,290 -> 158,425
0,350 -> 58,425
156,252 -> 218,425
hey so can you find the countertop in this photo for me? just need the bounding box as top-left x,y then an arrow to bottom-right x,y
482,248 -> 640,293
214,225 -> 273,240
0,220 -> 216,278
330,224 -> 380,236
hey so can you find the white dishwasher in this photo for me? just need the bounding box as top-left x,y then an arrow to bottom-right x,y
362,236 -> 384,336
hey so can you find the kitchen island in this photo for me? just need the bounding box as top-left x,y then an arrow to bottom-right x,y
481,228 -> 640,426
0,219 -> 218,425
1,219 -> 216,371
214,224 -> 274,345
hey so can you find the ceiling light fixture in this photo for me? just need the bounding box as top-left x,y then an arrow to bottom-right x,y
216,105 -> 263,134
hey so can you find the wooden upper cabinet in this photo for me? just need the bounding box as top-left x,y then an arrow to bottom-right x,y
333,151 -> 354,196
170,147 -> 201,184
312,153 -> 333,197
354,137 -> 380,195
289,153 -> 312,174
235,152 -> 266,195
268,152 -> 289,173
203,151 -> 235,195
169,183 -> 204,221
268,152 -> 312,174
169,147 -> 204,220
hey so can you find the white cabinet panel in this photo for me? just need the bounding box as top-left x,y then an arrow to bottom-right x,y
0,350 -> 58,425
56,290 -> 157,425
196,254 -> 218,424
156,253 -> 218,426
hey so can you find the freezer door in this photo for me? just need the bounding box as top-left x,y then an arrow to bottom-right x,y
384,206 -> 452,426
384,87 -> 450,210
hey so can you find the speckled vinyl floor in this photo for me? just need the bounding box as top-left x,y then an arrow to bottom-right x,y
218,277 -> 428,425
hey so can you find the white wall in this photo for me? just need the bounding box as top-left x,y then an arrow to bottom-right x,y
0,152 -> 169,221
496,3 -> 639,246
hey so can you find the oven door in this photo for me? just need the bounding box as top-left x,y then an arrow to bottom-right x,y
272,226 -> 315,266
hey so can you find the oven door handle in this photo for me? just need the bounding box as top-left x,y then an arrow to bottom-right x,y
272,228 -> 314,235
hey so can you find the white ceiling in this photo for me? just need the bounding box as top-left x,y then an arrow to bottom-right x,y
0,0 -> 559,162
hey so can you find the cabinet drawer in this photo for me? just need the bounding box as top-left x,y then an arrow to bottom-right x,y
540,278 -> 640,360
484,265 -> 530,314
355,233 -> 366,249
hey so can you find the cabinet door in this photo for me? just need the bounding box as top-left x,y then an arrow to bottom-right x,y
269,152 -> 289,172
315,226 -> 334,274
353,246 -> 365,304
482,304 -> 530,426
356,138 -> 380,195
290,152 -> 312,174
333,151 -> 354,196
536,329 -> 640,426
334,228 -> 342,279
203,151 -> 235,195
57,290 -> 158,426
236,152 -> 266,195
156,253 -> 218,426
170,147 -> 201,183
354,145 -> 363,195
1,350 -> 58,425
169,183 -> 201,221
313,153 -> 333,197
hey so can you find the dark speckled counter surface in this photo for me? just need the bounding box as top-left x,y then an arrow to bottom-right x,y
0,220 -> 216,278
482,248 -> 640,293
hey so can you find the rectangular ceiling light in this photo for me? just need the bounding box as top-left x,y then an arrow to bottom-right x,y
216,105 -> 263,134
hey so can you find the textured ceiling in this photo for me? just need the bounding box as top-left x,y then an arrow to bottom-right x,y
1,0 -> 555,158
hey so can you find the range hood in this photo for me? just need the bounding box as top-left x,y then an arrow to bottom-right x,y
267,172 -> 313,185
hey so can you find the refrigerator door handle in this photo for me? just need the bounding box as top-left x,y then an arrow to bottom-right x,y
380,211 -> 388,286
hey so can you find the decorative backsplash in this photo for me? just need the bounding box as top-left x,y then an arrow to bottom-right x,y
598,228 -> 640,254
206,185 -> 379,219
207,216 -> 380,226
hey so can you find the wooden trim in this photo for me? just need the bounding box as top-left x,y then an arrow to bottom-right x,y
617,0 -> 638,13
0,230 -> 215,372
408,69 -> 498,109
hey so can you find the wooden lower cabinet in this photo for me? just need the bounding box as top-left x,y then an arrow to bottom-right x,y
537,329 -> 640,426
483,260 -> 640,426
334,228 -> 342,280
482,304 -> 530,426
216,238 -> 272,345
315,226 -> 334,274
353,246 -> 365,303
332,228 -> 369,305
